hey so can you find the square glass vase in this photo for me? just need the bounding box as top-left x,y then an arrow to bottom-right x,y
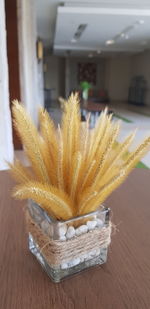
27,200 -> 111,283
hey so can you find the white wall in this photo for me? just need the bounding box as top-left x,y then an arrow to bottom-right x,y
37,60 -> 44,108
44,55 -> 65,100
105,56 -> 131,102
17,0 -> 44,125
0,0 -> 14,170
105,51 -> 150,105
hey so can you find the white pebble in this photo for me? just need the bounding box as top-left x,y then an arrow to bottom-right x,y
75,224 -> 88,236
96,218 -> 104,228
89,249 -> 97,258
66,226 -> 75,239
41,220 -> 53,237
95,248 -> 101,256
61,262 -> 68,269
84,253 -> 91,261
59,235 -> 66,241
80,256 -> 85,263
57,224 -> 67,237
85,249 -> 100,260
87,220 -> 97,230
68,258 -> 80,267
81,253 -> 88,260
85,250 -> 97,261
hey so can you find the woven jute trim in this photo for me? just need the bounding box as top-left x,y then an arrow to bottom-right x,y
26,210 -> 112,267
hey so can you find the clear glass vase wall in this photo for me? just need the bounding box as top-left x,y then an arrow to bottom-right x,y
28,200 -> 110,282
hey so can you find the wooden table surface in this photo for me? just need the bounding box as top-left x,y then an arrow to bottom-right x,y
0,169 -> 150,309
81,101 -> 112,112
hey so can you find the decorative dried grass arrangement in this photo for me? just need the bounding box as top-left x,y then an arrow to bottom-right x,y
9,94 -> 150,220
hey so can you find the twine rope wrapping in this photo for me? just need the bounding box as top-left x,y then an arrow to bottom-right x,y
26,210 -> 112,267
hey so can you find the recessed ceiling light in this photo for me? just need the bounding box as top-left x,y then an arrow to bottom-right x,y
73,24 -> 88,41
106,39 -> 115,45
71,38 -> 77,43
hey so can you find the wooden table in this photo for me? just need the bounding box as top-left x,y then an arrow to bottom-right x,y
81,101 -> 113,125
0,169 -> 150,309
82,101 -> 112,113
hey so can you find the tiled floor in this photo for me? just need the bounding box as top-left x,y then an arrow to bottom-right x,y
112,106 -> 150,168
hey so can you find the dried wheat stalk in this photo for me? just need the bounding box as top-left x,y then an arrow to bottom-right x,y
9,94 -> 150,220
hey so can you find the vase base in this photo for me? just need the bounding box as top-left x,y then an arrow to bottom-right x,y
28,233 -> 108,283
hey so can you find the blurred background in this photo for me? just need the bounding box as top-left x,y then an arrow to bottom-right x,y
1,0 -> 150,169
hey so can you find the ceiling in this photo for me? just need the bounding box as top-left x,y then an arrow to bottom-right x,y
36,1 -> 150,57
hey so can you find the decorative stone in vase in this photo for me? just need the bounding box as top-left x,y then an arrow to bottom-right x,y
27,200 -> 111,282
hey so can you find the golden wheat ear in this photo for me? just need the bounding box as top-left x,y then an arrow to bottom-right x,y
12,100 -> 50,183
124,136 -> 150,172
13,182 -> 74,220
93,120 -> 121,186
79,136 -> 150,215
98,130 -> 137,189
61,93 -> 81,192
7,159 -> 34,184
57,124 -> 64,190
70,151 -> 82,202
38,107 -> 58,174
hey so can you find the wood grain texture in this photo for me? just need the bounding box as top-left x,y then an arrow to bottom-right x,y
0,169 -> 150,309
